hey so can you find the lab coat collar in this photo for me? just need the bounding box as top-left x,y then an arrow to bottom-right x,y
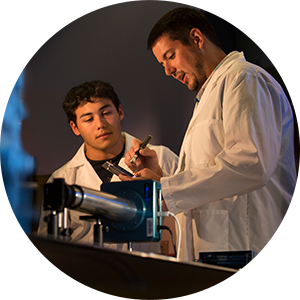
212,51 -> 246,80
186,51 -> 246,137
67,143 -> 86,169
195,51 -> 245,103
123,132 -> 136,153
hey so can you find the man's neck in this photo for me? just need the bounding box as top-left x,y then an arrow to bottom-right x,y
205,49 -> 227,79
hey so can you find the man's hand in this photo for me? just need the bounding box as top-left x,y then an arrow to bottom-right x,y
119,168 -> 162,182
124,138 -> 163,176
119,169 -> 169,212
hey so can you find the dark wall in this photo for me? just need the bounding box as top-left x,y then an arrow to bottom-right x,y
20,1 -> 295,175
22,1 -> 195,175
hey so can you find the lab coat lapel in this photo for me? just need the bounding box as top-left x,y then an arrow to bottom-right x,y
67,143 -> 102,189
177,52 -> 244,173
187,51 -> 244,132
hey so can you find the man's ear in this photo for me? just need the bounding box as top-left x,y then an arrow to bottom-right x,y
70,121 -> 81,136
189,28 -> 204,49
118,105 -> 125,121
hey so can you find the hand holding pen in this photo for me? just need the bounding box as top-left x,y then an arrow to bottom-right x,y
124,135 -> 163,178
130,135 -> 152,164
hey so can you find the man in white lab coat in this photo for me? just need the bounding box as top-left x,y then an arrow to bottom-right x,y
121,7 -> 297,261
38,80 -> 178,253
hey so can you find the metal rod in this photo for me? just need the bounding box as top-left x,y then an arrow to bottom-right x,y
69,185 -> 138,223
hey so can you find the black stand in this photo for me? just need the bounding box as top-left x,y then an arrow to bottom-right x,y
44,210 -> 72,241
45,211 -> 58,237
93,218 -> 103,247
80,216 -> 134,248
79,215 -> 110,247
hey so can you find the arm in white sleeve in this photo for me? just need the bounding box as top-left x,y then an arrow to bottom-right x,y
162,69 -> 290,214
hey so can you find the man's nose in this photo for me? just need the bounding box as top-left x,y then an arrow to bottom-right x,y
96,115 -> 106,129
164,64 -> 176,77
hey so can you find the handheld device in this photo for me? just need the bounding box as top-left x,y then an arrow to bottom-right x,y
102,161 -> 135,178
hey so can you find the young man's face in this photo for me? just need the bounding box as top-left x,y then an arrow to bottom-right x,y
70,97 -> 124,160
152,34 -> 207,91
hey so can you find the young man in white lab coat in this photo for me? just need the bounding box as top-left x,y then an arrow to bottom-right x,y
38,80 -> 178,253
121,8 -> 297,261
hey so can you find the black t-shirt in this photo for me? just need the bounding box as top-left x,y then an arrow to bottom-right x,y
86,146 -> 125,183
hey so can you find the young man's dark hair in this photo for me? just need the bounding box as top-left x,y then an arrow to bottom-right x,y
147,7 -> 222,50
63,80 -> 121,125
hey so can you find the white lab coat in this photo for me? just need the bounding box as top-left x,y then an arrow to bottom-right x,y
38,132 -> 178,253
161,52 -> 297,261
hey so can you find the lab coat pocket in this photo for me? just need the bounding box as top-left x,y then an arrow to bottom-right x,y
192,209 -> 229,252
189,119 -> 224,166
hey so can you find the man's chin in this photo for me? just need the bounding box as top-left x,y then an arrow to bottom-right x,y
187,80 -> 203,91
187,84 -> 198,91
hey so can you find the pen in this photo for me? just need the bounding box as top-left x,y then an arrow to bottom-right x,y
130,135 -> 152,164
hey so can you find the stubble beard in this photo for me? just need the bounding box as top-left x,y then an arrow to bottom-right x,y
190,60 -> 207,91
187,47 -> 207,91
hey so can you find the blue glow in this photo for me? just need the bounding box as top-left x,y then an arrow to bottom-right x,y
1,73 -> 36,233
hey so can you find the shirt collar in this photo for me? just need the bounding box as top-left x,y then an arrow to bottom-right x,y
195,51 -> 242,103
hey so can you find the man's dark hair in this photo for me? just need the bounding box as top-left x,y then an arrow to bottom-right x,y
63,80 -> 121,125
147,7 -> 222,49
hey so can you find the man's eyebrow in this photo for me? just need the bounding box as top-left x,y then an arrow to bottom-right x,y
79,112 -> 92,119
79,104 -> 111,119
99,104 -> 111,111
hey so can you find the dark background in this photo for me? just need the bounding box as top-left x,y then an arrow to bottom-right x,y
20,0 -> 295,176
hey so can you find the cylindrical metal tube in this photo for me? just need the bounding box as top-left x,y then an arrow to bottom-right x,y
69,185 -> 137,222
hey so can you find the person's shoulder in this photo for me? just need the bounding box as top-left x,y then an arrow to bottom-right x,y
48,144 -> 85,181
123,131 -> 178,158
227,52 -> 270,79
226,58 -> 255,76
149,143 -> 168,152
48,160 -> 72,181
149,144 -> 178,158
227,59 -> 278,90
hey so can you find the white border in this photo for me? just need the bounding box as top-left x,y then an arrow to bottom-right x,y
1,1 -> 299,299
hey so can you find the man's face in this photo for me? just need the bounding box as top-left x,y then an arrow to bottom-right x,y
152,34 -> 207,91
70,97 -> 124,160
